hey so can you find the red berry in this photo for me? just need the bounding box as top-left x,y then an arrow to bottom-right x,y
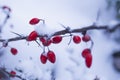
52,35 -> 62,44
27,31 -> 38,41
73,35 -> 81,44
29,18 -> 40,25
85,53 -> 92,68
42,40 -> 52,46
42,39 -> 52,46
39,37 -> 46,43
10,71 -> 16,77
40,53 -> 47,64
10,48 -> 18,55
39,37 -> 52,46
47,51 -> 56,63
2,5 -> 11,12
82,34 -> 91,42
82,48 -> 91,58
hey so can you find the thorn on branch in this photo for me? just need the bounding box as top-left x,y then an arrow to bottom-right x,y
59,23 -> 72,33
11,31 -> 23,37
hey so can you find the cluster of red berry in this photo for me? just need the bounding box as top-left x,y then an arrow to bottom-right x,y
40,51 -> 56,64
82,48 -> 92,68
27,18 -> 92,68
72,34 -> 92,68
27,30 -> 63,64
5,18 -> 92,68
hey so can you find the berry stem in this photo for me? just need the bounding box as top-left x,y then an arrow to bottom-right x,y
47,46 -> 50,51
43,47 -> 46,53
68,35 -> 72,45
90,38 -> 94,50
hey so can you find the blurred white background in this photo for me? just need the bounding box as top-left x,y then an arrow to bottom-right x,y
0,0 -> 120,80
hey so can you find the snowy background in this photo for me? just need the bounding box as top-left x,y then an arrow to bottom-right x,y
0,0 -> 120,80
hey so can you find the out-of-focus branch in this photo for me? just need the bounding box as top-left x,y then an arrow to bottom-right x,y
0,68 -> 26,80
0,6 -> 11,33
94,76 -> 100,80
108,23 -> 120,32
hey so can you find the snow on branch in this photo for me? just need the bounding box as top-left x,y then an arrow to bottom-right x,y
0,23 -> 120,43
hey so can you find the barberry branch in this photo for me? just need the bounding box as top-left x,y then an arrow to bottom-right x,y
0,23 -> 120,43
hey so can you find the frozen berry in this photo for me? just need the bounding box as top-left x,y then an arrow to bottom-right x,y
40,37 -> 52,46
29,18 -> 40,25
42,39 -> 52,46
39,37 -> 46,43
10,48 -> 18,55
47,51 -> 56,63
27,31 -> 38,41
85,53 -> 92,68
52,35 -> 62,44
82,48 -> 91,58
82,34 -> 91,42
40,53 -> 47,64
73,35 -> 81,44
